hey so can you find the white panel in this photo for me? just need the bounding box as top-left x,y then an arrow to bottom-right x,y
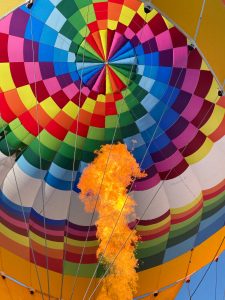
191,143 -> 225,189
69,191 -> 98,226
164,167 -> 202,208
216,135 -> 225,153
0,152 -> 14,186
32,184 -> 70,220
32,184 -> 98,224
2,163 -> 42,207
134,183 -> 169,220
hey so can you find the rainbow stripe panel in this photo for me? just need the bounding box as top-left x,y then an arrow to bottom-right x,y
0,0 -> 225,281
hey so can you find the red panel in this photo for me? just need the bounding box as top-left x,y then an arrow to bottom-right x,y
93,2 -> 108,20
46,120 -> 68,140
90,114 -> 105,127
169,27 -> 187,48
19,111 -> 42,136
0,33 -> 8,62
148,13 -> 168,36
181,131 -> 206,157
51,90 -> 69,108
187,49 -> 202,69
0,92 -> 16,122
195,70 -> 213,98
30,80 -> 49,102
10,62 -> 28,87
192,100 -> 214,128
70,120 -> 89,137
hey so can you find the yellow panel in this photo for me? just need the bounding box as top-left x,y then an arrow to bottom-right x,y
99,30 -> 107,60
63,101 -> 79,118
0,0 -> 24,18
119,6 -> 136,26
185,138 -> 213,164
151,0 -> 203,38
201,106 -> 225,136
82,97 -> 96,113
108,20 -> 118,30
0,63 -> 15,92
40,97 -> 61,118
197,0 -> 225,85
0,277 -> 57,300
17,85 -> 37,110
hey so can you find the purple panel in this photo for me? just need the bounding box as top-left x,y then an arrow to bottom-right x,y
9,9 -> 29,38
39,62 -> 55,79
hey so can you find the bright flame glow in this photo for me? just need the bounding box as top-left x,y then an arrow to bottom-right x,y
78,143 -> 146,299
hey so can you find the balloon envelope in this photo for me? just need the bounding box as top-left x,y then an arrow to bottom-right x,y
0,0 -> 225,299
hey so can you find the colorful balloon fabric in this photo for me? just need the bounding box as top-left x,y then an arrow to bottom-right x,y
0,0 -> 225,299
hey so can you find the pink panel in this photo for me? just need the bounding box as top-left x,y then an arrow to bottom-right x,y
44,77 -> 61,95
24,62 -> 42,83
173,46 -> 188,68
8,35 -> 24,62
155,30 -> 173,51
182,69 -> 200,93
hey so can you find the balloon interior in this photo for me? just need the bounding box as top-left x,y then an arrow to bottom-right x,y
0,0 -> 225,299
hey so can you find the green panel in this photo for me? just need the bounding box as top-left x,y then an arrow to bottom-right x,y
167,224 -> 200,247
87,127 -> 105,140
40,130 -> 61,151
81,138 -> 102,152
57,0 -> 78,18
120,123 -> 139,138
53,152 -> 81,170
60,21 -> 78,40
130,104 -> 147,120
29,139 -> 57,162
105,115 -> 118,128
119,111 -> 134,126
137,251 -> 165,271
23,147 -> 50,170
105,128 -> 123,142
64,261 -> 105,278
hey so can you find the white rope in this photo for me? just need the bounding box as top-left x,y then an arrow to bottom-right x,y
29,12 -> 51,299
59,2 -> 91,299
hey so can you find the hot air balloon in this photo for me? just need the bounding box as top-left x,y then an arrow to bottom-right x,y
0,0 -> 225,299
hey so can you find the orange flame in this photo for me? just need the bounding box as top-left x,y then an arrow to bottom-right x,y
78,143 -> 146,299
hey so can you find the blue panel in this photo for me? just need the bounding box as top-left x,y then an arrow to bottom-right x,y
54,62 -> 69,75
163,235 -> 197,262
45,173 -> 71,190
161,85 -> 180,105
136,113 -> 155,131
27,0 -> 54,23
110,41 -> 134,61
195,207 -> 225,246
0,191 -> 31,219
150,81 -> 168,99
150,133 -> 170,153
39,44 -> 54,61
24,16 -> 44,42
160,109 -> 179,131
40,25 -> 58,45
48,163 -> 74,181
53,47 -> 69,62
156,66 -> 172,83
17,156 -> 46,179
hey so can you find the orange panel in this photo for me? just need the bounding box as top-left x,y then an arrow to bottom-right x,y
197,0 -> 225,85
